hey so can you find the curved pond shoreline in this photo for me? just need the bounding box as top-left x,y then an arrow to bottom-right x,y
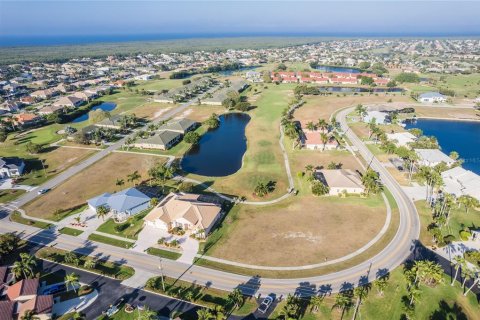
181,113 -> 250,177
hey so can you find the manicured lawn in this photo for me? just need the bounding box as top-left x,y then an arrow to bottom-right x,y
0,189 -> 25,203
10,211 -> 52,229
96,209 -> 151,240
415,200 -> 480,247
145,276 -> 257,316
58,227 -> 84,236
146,247 -> 181,260
269,267 -> 479,320
21,152 -> 164,219
87,233 -> 134,249
36,247 -> 135,280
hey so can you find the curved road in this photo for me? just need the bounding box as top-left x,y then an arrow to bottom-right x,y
1,106 -> 420,296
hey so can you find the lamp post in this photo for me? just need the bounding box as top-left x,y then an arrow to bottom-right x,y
159,257 -> 166,292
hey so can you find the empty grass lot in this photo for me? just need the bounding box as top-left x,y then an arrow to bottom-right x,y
10,211 -> 52,229
0,189 -> 26,203
21,152 -> 165,219
203,194 -> 387,267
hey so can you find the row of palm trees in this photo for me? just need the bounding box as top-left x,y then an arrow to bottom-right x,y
196,288 -> 244,319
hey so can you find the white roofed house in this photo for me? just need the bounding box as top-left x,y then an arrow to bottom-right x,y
144,192 -> 223,236
414,149 -> 455,168
87,187 -> 151,221
386,132 -> 417,147
0,157 -> 25,178
418,92 -> 447,103
315,169 -> 365,196
363,111 -> 390,125
441,167 -> 480,201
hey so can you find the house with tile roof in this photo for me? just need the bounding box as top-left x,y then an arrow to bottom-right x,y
144,192 -> 223,235
315,169 -> 365,196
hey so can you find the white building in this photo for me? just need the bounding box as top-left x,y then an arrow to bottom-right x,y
364,111 -> 389,124
414,149 -> 455,167
386,132 -> 417,147
0,157 -> 25,178
315,169 -> 365,196
418,92 -> 447,103
441,167 -> 480,201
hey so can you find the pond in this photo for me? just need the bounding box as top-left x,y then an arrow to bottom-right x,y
217,66 -> 258,76
315,65 -> 364,74
71,102 -> 117,123
404,118 -> 480,174
181,113 -> 250,177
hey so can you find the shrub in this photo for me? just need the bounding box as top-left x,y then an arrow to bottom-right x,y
114,223 -> 129,233
459,230 -> 472,241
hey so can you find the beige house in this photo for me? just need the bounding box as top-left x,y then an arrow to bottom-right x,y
144,192 -> 222,235
315,169 -> 365,196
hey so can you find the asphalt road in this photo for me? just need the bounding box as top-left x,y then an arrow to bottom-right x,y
0,105 -> 421,299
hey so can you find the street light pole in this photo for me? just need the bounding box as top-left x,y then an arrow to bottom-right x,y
159,257 -> 166,292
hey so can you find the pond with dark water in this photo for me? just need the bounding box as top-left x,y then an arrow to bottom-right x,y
181,113 -> 250,177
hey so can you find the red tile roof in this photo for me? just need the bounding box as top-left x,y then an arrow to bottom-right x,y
0,301 -> 16,320
19,295 -> 53,317
7,279 -> 39,300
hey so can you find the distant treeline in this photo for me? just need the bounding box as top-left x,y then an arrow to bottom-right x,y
0,37 -> 325,65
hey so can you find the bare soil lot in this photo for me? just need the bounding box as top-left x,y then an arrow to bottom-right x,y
207,194 -> 386,266
22,152 -> 165,219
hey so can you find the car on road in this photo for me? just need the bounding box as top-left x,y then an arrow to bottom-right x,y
257,295 -> 274,313
37,188 -> 50,195
42,284 -> 65,295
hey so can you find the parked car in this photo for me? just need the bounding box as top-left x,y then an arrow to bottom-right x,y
37,188 -> 50,195
257,295 -> 274,314
42,284 -> 65,295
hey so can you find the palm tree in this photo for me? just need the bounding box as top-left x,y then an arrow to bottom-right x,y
227,288 -> 244,311
127,170 -> 141,186
320,132 -> 329,151
96,205 -> 109,221
458,195 -> 479,214
310,295 -> 323,313
361,169 -> 382,195
136,306 -> 157,320
196,308 -> 214,320
83,259 -> 96,270
64,272 -> 80,293
12,253 -> 36,280
332,291 -> 353,320
211,305 -> 226,320
116,178 -> 125,187
463,274 -> 480,296
317,119 -> 329,132
306,121 -> 316,131
254,182 -> 269,197
21,310 -> 40,320
355,104 -> 367,121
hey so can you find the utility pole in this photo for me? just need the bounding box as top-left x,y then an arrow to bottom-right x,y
159,257 -> 166,292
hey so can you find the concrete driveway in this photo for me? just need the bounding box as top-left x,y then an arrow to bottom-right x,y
56,207 -> 109,239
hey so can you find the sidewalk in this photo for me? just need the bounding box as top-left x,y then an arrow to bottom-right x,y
52,289 -> 99,316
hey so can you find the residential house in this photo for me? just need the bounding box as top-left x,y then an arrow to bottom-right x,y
315,169 -> 365,196
73,91 -> 97,101
132,130 -> 182,150
441,166 -> 480,201
0,101 -> 21,113
418,92 -> 447,103
53,96 -> 84,108
414,149 -> 455,167
95,115 -> 123,130
144,192 -> 223,235
6,279 -> 39,302
303,131 -> 339,151
13,114 -> 43,128
0,157 -> 25,178
157,118 -> 198,134
87,187 -> 151,220
386,132 -> 417,147
363,111 -> 389,124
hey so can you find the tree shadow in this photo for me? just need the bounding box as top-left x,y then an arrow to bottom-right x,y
430,300 -> 468,320
235,275 -> 262,297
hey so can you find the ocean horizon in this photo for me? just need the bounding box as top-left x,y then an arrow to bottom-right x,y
2,32 -> 480,47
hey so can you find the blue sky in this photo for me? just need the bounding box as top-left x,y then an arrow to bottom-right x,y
1,1 -> 479,37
